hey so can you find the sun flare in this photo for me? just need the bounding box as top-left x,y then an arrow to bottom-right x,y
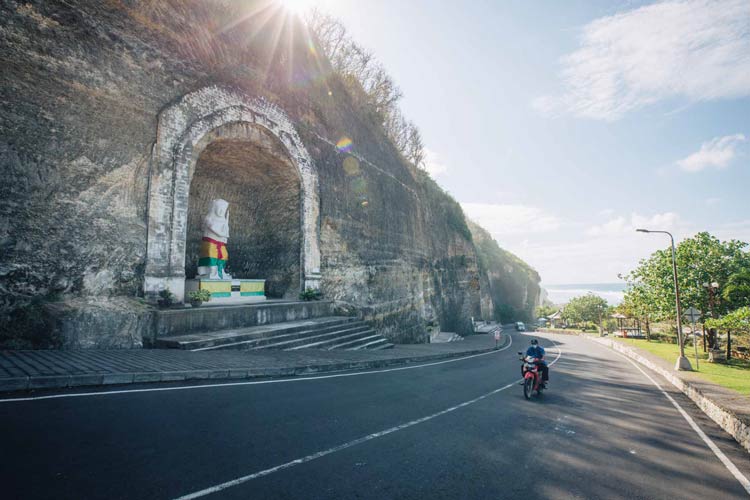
278,0 -> 316,14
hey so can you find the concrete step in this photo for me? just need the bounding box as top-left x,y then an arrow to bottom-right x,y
241,323 -> 369,350
251,325 -> 373,351
150,300 -> 335,344
325,333 -> 382,350
345,336 -> 391,351
155,316 -> 358,350
222,322 -> 369,351
154,312 -> 390,352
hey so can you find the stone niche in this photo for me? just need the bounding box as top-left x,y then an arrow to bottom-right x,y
185,132 -> 301,298
144,86 -> 322,302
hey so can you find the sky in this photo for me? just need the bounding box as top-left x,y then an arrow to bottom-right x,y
292,0 -> 750,285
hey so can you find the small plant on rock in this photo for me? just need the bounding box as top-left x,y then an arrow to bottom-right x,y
157,288 -> 175,308
187,289 -> 211,307
299,287 -> 322,301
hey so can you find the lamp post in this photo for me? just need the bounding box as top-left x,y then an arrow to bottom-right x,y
636,229 -> 692,370
703,281 -> 723,357
703,282 -> 719,315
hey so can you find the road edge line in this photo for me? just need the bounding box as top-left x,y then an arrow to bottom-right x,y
612,349 -> 750,495
586,335 -> 750,455
0,336 -> 513,403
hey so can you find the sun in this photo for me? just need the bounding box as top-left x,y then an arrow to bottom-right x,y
278,0 -> 316,14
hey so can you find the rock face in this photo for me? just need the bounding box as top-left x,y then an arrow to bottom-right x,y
469,221 -> 541,323
0,1 -> 531,348
43,297 -> 152,349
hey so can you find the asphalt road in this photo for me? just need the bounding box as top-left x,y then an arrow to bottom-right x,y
1,331 -> 749,499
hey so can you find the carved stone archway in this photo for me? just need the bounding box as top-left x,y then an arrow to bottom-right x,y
144,87 -> 321,302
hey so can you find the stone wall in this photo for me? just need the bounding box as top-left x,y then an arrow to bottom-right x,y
0,0 -> 485,347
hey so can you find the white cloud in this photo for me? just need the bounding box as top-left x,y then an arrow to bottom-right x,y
493,210 -> 750,284
534,0 -> 750,120
518,211 -> 688,283
461,203 -> 561,235
676,134 -> 746,172
705,197 -> 721,206
712,219 -> 750,243
587,212 -> 680,236
422,148 -> 448,177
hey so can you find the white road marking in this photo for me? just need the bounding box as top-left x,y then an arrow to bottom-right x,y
0,337 -> 513,403
613,350 -> 750,495
171,337 -> 563,500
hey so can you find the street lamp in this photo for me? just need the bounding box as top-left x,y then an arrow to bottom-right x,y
636,228 -> 692,370
703,281 -> 720,350
596,302 -> 605,337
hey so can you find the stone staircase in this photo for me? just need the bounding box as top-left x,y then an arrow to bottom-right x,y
151,301 -> 393,352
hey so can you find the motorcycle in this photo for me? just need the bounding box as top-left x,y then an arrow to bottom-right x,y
518,352 -> 545,399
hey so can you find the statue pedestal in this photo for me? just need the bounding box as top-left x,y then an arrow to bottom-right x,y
185,279 -> 266,306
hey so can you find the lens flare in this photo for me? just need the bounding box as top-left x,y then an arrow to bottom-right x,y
307,39 -> 318,57
342,156 -> 360,176
336,137 -> 353,153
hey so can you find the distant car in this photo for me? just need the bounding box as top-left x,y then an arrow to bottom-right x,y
516,322 -> 526,331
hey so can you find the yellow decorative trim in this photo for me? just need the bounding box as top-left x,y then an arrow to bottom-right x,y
200,281 -> 232,293
240,281 -> 265,293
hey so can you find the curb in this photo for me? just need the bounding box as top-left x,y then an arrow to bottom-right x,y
0,341 -> 506,394
568,332 -> 750,454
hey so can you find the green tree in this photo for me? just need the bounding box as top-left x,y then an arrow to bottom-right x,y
563,294 -> 609,331
619,283 -> 656,340
536,304 -> 557,318
674,233 -> 749,317
722,269 -> 750,308
622,232 -> 750,348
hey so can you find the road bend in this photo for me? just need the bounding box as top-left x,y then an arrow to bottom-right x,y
1,331 -> 749,499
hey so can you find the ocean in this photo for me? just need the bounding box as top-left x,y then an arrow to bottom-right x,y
542,283 -> 626,306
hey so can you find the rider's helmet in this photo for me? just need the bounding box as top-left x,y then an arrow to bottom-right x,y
530,339 -> 538,345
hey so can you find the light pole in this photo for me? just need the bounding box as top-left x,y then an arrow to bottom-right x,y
636,229 -> 692,370
703,281 -> 719,349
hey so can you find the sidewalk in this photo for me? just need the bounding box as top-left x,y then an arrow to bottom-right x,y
0,334 -> 507,393
547,329 -> 750,454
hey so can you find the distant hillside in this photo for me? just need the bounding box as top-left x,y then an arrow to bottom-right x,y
468,220 -> 541,323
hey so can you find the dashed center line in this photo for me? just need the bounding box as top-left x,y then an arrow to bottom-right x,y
171,338 -> 562,500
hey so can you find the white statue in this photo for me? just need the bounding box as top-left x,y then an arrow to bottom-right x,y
197,199 -> 232,280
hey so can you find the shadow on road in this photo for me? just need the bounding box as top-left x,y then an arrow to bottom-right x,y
501,336 -> 747,499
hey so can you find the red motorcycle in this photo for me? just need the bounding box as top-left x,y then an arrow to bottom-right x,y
518,352 -> 545,399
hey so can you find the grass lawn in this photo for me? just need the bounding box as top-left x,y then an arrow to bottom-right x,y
613,337 -> 750,395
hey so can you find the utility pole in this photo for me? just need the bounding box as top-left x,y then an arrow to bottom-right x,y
636,229 -> 692,371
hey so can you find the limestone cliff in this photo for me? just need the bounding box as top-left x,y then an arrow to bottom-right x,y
468,221 -> 541,323
0,0 -> 487,347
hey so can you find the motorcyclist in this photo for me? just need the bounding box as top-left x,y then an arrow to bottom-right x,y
524,339 -> 549,387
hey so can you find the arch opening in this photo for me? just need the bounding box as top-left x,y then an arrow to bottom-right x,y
144,87 -> 321,303
185,135 -> 301,299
